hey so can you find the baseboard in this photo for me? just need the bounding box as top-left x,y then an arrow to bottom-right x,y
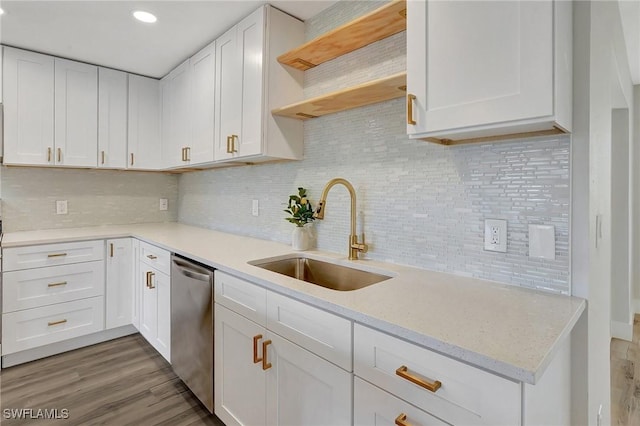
1,325 -> 138,368
611,320 -> 634,341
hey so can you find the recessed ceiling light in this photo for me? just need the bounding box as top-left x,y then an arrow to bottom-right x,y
133,10 -> 157,23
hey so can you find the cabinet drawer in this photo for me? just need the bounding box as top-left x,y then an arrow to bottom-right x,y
354,377 -> 448,426
267,291 -> 352,371
139,241 -> 171,275
214,271 -> 266,326
3,240 -> 104,272
3,261 -> 105,312
354,324 -> 521,426
1,296 -> 105,355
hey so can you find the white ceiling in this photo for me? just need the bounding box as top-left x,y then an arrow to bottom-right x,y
0,0 -> 337,79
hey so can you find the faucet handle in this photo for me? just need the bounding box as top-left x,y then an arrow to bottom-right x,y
351,234 -> 368,254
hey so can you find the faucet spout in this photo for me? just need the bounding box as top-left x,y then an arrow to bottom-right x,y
314,178 -> 368,260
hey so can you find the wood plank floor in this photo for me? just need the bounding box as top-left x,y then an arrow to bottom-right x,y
611,314 -> 640,425
0,334 -> 225,426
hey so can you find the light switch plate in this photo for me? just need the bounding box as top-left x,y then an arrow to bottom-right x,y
529,224 -> 555,260
56,200 -> 68,215
159,198 -> 168,211
484,219 -> 507,252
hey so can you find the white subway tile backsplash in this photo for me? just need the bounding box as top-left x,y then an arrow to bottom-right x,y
1,167 -> 178,232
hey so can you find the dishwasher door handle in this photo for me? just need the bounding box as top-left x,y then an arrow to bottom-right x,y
172,260 -> 212,281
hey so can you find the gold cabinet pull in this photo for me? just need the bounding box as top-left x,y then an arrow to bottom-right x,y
396,365 -> 441,393
57,148 -> 62,163
230,135 -> 238,153
130,153 -> 135,166
253,334 -> 263,364
47,147 -> 52,162
181,147 -> 186,161
47,281 -> 68,288
101,151 -> 106,165
395,414 -> 411,426
226,136 -> 232,153
262,339 -> 272,370
146,271 -> 155,288
47,253 -> 67,258
185,147 -> 190,161
48,319 -> 67,327
110,243 -> 114,258
407,94 -> 417,125
146,254 -> 157,260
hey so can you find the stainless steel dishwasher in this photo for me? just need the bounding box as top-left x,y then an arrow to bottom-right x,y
171,254 -> 214,413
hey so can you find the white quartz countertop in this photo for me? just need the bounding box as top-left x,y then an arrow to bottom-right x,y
2,222 -> 585,384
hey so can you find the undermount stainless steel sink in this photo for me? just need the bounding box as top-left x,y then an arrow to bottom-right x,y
251,256 -> 392,291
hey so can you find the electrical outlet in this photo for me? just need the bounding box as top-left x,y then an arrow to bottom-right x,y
56,200 -> 68,215
252,200 -> 259,217
484,219 -> 507,252
159,198 -> 168,211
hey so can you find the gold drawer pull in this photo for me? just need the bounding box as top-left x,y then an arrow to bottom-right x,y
395,414 -> 411,426
47,147 -> 52,162
230,135 -> 238,153
47,281 -> 68,288
48,319 -> 67,327
185,147 -> 191,161
130,153 -> 135,166
226,136 -> 232,153
396,365 -> 441,393
101,150 -> 106,165
147,254 -> 158,260
262,339 -> 272,370
110,243 -> 114,258
253,334 -> 263,364
407,94 -> 417,125
47,253 -> 68,258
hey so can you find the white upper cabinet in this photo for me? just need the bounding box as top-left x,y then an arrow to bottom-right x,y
161,59 -> 192,168
215,5 -> 304,162
3,47 -> 55,166
98,68 -> 128,169
189,41 -> 216,165
128,74 -> 161,170
407,0 -> 572,144
54,58 -> 98,167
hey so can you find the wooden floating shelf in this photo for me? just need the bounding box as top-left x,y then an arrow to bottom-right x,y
277,0 -> 407,71
272,72 -> 407,120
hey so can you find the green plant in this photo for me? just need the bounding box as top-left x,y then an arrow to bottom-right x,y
284,187 -> 315,227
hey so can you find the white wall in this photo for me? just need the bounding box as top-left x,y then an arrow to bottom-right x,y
634,85 -> 640,313
572,1 -> 635,424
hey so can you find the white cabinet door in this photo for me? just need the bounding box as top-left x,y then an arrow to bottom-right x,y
407,0 -> 567,142
139,265 -> 157,344
189,41 -> 216,165
215,25 -> 241,161
265,332 -> 352,426
128,74 -> 161,170
98,68 -> 128,169
131,239 -> 141,330
214,304 -> 267,426
162,59 -> 192,168
155,269 -> 171,362
3,47 -> 55,165
236,7 -> 264,158
54,58 -> 98,167
105,238 -> 133,329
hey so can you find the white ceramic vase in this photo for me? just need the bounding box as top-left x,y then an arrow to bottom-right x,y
292,224 -> 313,251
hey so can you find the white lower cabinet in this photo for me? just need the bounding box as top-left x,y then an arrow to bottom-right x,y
354,323 -> 521,426
214,271 -> 352,426
354,377 -> 448,426
2,296 -> 104,354
138,243 -> 171,362
105,238 -> 134,329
